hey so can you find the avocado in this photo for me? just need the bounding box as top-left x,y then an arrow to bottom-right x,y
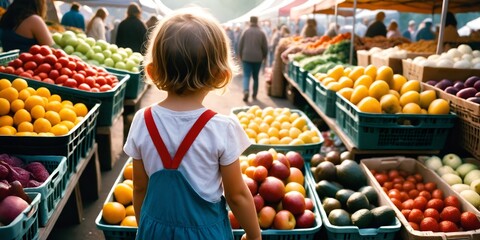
370,206 -> 396,227
351,209 -> 373,228
358,186 -> 378,206
328,209 -> 351,226
336,160 -> 367,191
316,180 -> 342,199
322,197 -> 342,215
314,161 -> 337,182
346,192 -> 370,213
335,189 -> 355,208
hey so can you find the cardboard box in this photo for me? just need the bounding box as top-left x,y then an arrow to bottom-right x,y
371,55 -> 404,74
356,50 -> 370,67
360,156 -> 480,240
402,59 -> 480,82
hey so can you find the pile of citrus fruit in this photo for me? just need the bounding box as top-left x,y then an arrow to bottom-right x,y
0,78 -> 89,136
314,65 -> 450,114
102,161 -> 137,227
234,106 -> 321,145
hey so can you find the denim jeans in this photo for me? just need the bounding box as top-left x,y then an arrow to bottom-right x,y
242,61 -> 262,96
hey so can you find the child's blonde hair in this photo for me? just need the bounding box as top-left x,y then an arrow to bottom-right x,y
144,8 -> 235,95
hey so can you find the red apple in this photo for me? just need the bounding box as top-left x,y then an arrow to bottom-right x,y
282,191 -> 305,215
460,211 -> 480,231
259,177 -> 285,203
295,209 -> 315,228
228,211 -> 240,229
253,194 -> 265,213
286,151 -> 304,170
258,206 -> 276,229
276,153 -> 290,168
253,151 -> 273,169
243,175 -> 258,196
253,166 -> 268,182
273,210 -> 296,230
305,198 -> 314,211
268,160 -> 290,180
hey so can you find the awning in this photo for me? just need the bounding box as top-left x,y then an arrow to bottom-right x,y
279,0 -> 308,17
290,0 -> 344,18
332,0 -> 480,14
226,0 -> 287,24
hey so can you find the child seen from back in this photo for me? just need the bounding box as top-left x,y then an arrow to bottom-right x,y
123,7 -> 262,240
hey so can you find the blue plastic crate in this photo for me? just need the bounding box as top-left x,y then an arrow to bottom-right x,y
0,193 -> 41,240
314,81 -> 336,118
105,67 -> 144,100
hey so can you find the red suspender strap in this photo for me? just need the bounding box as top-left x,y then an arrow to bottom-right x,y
144,107 -> 217,169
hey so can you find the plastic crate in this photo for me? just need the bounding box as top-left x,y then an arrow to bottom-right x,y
335,93 -> 456,150
18,155 -> 68,227
105,67 -> 144,100
0,49 -> 20,65
360,156 -> 480,240
297,67 -> 308,92
314,80 -> 336,118
304,73 -> 317,102
0,92 -> 100,177
96,158 -> 136,240
232,107 -> 323,161
288,61 -> 298,83
0,193 -> 41,240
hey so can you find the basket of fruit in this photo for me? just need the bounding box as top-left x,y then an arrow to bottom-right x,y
0,192 -> 41,240
95,158 -> 137,240
308,158 -> 401,240
231,149 -> 322,239
232,106 -> 323,160
360,156 -> 480,240
0,78 -> 100,177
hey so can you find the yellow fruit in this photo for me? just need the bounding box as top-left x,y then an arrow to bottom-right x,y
102,202 -> 126,225
125,205 -> 135,216
380,94 -> 401,114
364,65 -> 377,79
15,132 -> 37,136
338,88 -> 353,101
17,89 -> 31,101
13,109 -> 31,126
59,108 -> 77,122
348,66 -> 365,81
327,65 -> 344,80
256,132 -> 269,142
50,124 -> 69,136
245,128 -> 257,139
33,118 -> 52,133
350,85 -> 369,105
267,127 -> 279,138
38,132 -> 55,136
279,129 -> 289,139
354,75 -> 373,88
289,112 -> 300,123
392,74 -> 408,92
61,100 -> 74,107
399,91 -> 420,107
280,121 -> 291,130
389,90 -> 400,99
48,94 -> 62,102
314,73 -> 328,82
428,99 -> 450,114
0,79 -> 11,90
60,120 -> 75,130
0,87 -> 19,103
24,95 -> 45,112
25,87 -> 36,96
123,163 -> 133,180
10,99 -> 24,113
322,77 -> 336,86
0,98 -> 10,115
421,109 -> 428,114
17,122 -> 33,132
357,96 -> 382,113
400,80 -> 421,94
338,76 -> 354,89
280,136 -> 293,144
0,115 -> 13,127
285,182 -> 306,196
292,117 -> 307,130
402,103 -> 422,114
289,127 -> 302,139
275,114 -> 289,123
419,90 -> 436,109
73,103 -> 88,117
120,215 -> 138,227
375,66 -> 394,88
45,111 -> 61,126
261,107 -> 275,118
30,105 -> 45,119
258,122 -> 269,133
257,138 -> 270,144
289,138 -> 305,145
343,67 -> 352,77
269,136 -> 280,144
312,136 -> 321,143
270,121 -> 281,129
11,78 -> 28,91
369,80 -> 390,100
0,126 -> 15,135
298,132 -> 312,144
114,183 -> 133,205
326,81 -> 342,92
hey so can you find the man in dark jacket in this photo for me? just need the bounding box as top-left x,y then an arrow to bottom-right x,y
61,2 -> 85,31
116,3 -> 147,53
238,16 -> 268,102
365,11 -> 387,38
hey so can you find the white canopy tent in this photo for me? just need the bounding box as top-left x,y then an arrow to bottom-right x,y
225,0 -> 289,24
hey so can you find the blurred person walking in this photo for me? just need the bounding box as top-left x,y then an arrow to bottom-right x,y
387,20 -> 401,38
86,7 -> 108,41
402,20 -> 416,41
365,11 -> 387,37
116,3 -> 148,53
416,18 -> 435,41
301,19 -> 318,38
61,2 -> 85,31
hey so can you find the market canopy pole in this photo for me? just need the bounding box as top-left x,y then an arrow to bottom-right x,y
437,0 -> 449,54
349,0 -> 356,65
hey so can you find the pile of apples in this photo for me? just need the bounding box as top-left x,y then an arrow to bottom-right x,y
0,45 -> 120,92
229,149 -> 317,230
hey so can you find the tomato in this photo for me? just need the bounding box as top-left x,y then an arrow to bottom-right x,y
408,189 -> 420,199
416,183 -> 425,191
393,176 -> 405,183
44,54 -> 57,66
96,76 -> 107,86
408,209 -> 424,224
424,182 -> 437,192
406,176 -> 417,184
444,196 -> 461,209
29,45 -> 41,55
100,84 -> 112,92
39,45 -> 52,56
33,53 -> 44,65
370,169 -> 377,175
14,67 -> 24,75
90,87 -> 100,92
0,66 -> 6,72
84,76 -> 95,87
49,69 -> 60,80
37,72 -> 48,80
72,73 -> 85,84
42,78 -> 54,84
388,169 -> 400,179
67,61 -> 77,71
424,208 -> 440,221
391,198 -> 403,210
76,62 -> 86,72
60,67 -> 73,77
409,221 -> 420,230
9,58 -> 23,68
383,181 -> 394,190
4,66 -> 15,74
54,62 -> 63,70
426,198 -> 444,212
19,52 -> 33,63
419,191 -> 432,201
19,72 -> 32,79
400,191 -> 410,202
401,209 -> 411,219
55,75 -> 68,84
402,199 -> 414,210
36,63 -> 52,73
431,189 -> 444,199
63,78 -> 77,88
85,68 -> 97,77
77,83 -> 91,91
403,181 -> 416,192
413,196 -> 428,211
24,61 -> 37,71
32,75 -> 41,81
375,173 -> 389,186
57,57 -> 69,67
54,49 -> 66,59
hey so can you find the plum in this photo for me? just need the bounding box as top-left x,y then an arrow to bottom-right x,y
453,81 -> 466,90
465,76 -> 480,88
426,80 -> 437,86
435,79 -> 453,90
474,80 -> 480,91
445,86 -> 460,95
476,92 -> 480,97
467,97 -> 480,104
457,87 -> 478,99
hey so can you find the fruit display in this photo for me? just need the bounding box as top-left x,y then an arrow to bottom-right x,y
0,45 -> 120,92
361,157 -> 480,238
229,149 -> 320,231
407,44 -> 480,69
0,179 -> 32,225
233,106 -> 322,146
52,31 -> 143,72
425,76 -> 480,104
423,154 -> 480,210
0,153 -> 49,188
354,36 -> 411,51
397,40 -> 437,54
0,78 -> 89,136
101,160 -> 137,227
370,47 -> 408,59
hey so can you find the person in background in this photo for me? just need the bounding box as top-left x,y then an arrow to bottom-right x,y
232,25 -> 242,58
386,20 -> 402,38
402,20 -> 416,41
325,22 -> 338,38
109,19 -> 121,44
61,2 -> 85,31
145,15 -> 159,35
86,7 -> 108,41
365,11 -> 387,37
269,25 -> 290,67
355,18 -> 369,37
124,7 -> 261,240
443,11 -> 459,42
116,3 -> 147,53
238,16 -> 268,102
416,18 -> 435,41
0,0 -> 53,52
300,19 -> 318,38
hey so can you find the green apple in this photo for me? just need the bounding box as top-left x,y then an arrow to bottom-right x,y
71,51 -> 84,59
441,173 -> 462,186
442,154 -> 463,170
456,163 -> 479,178
96,39 -> 109,50
52,43 -> 61,49
108,44 -> 118,53
86,49 -> 95,59
104,58 -> 115,67
452,183 -> 471,193
111,53 -> 123,63
425,156 -> 443,171
64,45 -> 75,54
85,37 -> 96,47
93,52 -> 105,64
118,49 -> 128,59
131,66 -> 139,72
465,170 -> 480,185
115,61 -> 126,70
124,47 -> 133,56
52,32 -> 62,45
470,179 -> 480,194
66,37 -> 79,48
87,59 -> 100,66
460,189 -> 480,208
129,55 -> 142,65
93,45 -> 103,53
76,41 -> 91,54
76,33 -> 87,39
132,52 -> 143,59
125,59 -> 137,71
437,165 -> 457,176
103,50 -> 112,59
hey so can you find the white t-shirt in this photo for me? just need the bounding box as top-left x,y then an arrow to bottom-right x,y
123,105 -> 251,203
87,17 -> 106,41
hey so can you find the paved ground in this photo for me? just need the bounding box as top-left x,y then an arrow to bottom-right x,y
48,71 -> 296,239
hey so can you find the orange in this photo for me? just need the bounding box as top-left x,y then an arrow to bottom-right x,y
0,98 -> 10,115
419,90 -> 436,109
10,99 -> 24,113
72,103 -> 88,117
0,115 -> 13,127
348,66 -> 365,81
399,91 -> 420,107
123,179 -> 133,189
24,95 -> 45,111
357,96 -> 382,113
17,89 -> 31,101
400,80 -> 421,94
17,121 -> 33,132
0,79 -> 11,90
392,74 -> 408,92
35,87 -> 51,98
338,87 -> 353,101
286,167 -> 305,185
353,75 -> 373,88
402,103 -> 422,114
50,124 -> 69,136
120,215 -> 138,227
25,87 -> 36,96
48,94 -> 62,102
13,109 -> 31,126
380,94 -> 401,114
0,126 -> 16,135
123,163 -> 133,180
33,118 -> 52,133
369,80 -> 390,100
61,100 -> 74,107
11,78 -> 28,91
114,183 -> 133,205
0,87 -> 19,103
389,89 -> 401,99
60,120 -> 75,130
285,182 -> 306,196
44,111 -> 61,126
45,101 -> 63,112
350,85 -> 369,105
30,105 -> 45,119
125,205 -> 135,216
59,108 -> 77,122
15,132 -> 37,136
375,66 -> 394,88
428,99 -> 450,114
102,202 -> 126,225
364,65 -> 377,79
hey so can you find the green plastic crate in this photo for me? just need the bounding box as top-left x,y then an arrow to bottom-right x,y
0,49 -> 20,65
335,93 -> 456,150
105,67 -> 144,100
18,155 -> 68,227
297,67 -> 308,92
304,73 -> 317,102
0,193 -> 41,240
314,80 -> 336,118
232,107 -> 323,161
